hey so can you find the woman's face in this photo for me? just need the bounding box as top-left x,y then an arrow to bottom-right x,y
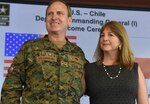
100,27 -> 121,53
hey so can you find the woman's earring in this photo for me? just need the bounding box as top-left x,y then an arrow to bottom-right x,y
119,46 -> 121,50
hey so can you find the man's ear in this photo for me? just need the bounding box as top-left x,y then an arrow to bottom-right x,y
68,17 -> 72,27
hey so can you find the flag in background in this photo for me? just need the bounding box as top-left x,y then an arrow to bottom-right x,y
5,33 -> 40,57
5,32 -> 41,57
3,32 -> 77,77
4,32 -> 41,77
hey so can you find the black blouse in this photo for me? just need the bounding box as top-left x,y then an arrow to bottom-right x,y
85,62 -> 138,104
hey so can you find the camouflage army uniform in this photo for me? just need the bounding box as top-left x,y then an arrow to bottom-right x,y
1,36 -> 87,104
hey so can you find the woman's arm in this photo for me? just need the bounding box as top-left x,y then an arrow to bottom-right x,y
137,65 -> 149,104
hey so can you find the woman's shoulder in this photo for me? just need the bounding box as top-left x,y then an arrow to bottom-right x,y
130,62 -> 139,74
85,62 -> 97,67
85,61 -> 100,71
84,62 -> 97,75
133,62 -> 138,70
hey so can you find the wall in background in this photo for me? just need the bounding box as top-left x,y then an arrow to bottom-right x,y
3,0 -> 150,9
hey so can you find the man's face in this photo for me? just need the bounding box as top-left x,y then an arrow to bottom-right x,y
46,1 -> 72,34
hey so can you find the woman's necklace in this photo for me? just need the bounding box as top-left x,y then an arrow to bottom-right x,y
103,62 -> 122,79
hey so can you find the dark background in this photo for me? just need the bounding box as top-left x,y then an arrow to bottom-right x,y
1,0 -> 150,10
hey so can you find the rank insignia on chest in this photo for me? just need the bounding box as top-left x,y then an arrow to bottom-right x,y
36,52 -> 57,62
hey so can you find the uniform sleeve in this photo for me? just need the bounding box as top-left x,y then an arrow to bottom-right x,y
1,43 -> 28,104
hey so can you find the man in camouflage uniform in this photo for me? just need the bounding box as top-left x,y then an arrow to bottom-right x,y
1,0 -> 87,103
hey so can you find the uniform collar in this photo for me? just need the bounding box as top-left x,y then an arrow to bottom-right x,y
43,36 -> 76,52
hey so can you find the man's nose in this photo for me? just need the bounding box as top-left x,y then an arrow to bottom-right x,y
52,13 -> 58,19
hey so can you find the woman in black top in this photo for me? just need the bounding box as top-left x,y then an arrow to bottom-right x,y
84,21 -> 148,104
